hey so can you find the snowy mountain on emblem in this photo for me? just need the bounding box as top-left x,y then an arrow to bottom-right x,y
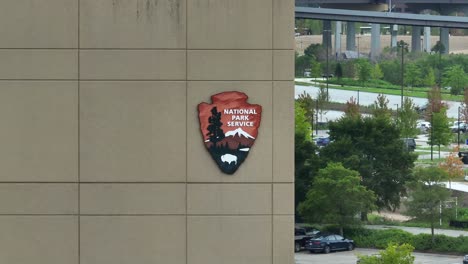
225,128 -> 255,139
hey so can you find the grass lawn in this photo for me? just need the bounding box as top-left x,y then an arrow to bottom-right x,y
295,81 -> 464,101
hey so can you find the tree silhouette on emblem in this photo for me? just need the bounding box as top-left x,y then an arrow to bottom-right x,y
206,107 -> 225,146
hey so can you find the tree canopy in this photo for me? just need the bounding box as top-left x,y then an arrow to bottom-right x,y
320,115 -> 417,210
357,243 -> 415,264
298,162 -> 376,236
294,102 -> 320,220
396,97 -> 419,138
443,65 -> 468,95
405,167 -> 451,243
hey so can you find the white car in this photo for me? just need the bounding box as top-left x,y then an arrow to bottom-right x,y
450,121 -> 467,133
416,121 -> 431,133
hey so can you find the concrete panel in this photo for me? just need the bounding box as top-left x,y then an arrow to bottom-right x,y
80,50 -> 185,80
0,184 -> 77,214
188,50 -> 272,81
187,184 -> 271,215
273,216 -> 294,264
187,82 -> 272,182
188,216 -> 272,264
273,0 -> 295,49
273,82 -> 294,182
0,216 -> 78,264
81,183 -> 185,214
80,0 -> 186,48
273,183 -> 294,215
0,0 -> 77,48
81,216 -> 185,264
274,50 -> 294,81
0,50 -> 77,79
0,81 -> 78,182
80,81 -> 186,182
187,0 -> 272,49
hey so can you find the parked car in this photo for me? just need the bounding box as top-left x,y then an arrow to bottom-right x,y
450,121 -> 467,133
416,121 -> 431,134
294,226 -> 321,252
464,254 -> 468,264
401,138 -> 416,151
314,137 -> 330,147
306,234 -> 355,253
295,228 -> 312,252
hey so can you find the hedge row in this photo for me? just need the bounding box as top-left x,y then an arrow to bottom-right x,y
345,227 -> 468,254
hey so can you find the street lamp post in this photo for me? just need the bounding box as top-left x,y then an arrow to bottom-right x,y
431,112 -> 434,161
356,35 -> 361,58
398,40 -> 409,107
324,29 -> 331,100
458,106 -> 461,148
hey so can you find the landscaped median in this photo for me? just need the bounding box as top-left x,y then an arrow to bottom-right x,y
344,227 -> 468,255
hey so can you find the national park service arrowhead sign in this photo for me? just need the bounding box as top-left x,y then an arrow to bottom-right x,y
198,91 -> 262,174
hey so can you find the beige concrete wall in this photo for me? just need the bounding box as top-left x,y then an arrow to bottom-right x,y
0,0 -> 294,263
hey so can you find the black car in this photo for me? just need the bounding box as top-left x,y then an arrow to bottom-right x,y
306,234 -> 354,254
294,227 -> 320,252
464,254 -> 468,264
401,138 -> 416,151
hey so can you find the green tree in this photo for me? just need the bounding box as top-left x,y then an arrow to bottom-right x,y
294,102 -> 320,219
295,54 -> 312,76
372,63 -> 384,80
380,59 -> 401,86
321,116 -> 417,210
357,59 -> 372,86
295,102 -> 312,142
304,43 -> 326,61
405,167 -> 451,243
316,85 -> 328,122
298,162 -> 376,236
424,68 -> 436,88
427,86 -> 444,118
404,63 -> 422,88
372,94 -> 392,120
311,60 -> 322,78
296,92 -> 315,129
358,243 -> 415,264
429,107 -> 451,158
335,62 -> 344,81
443,65 -> 468,95
396,97 -> 419,138
431,41 -> 445,87
344,96 -> 360,118
461,89 -> 468,124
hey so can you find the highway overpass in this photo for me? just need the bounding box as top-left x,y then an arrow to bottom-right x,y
296,7 -> 468,57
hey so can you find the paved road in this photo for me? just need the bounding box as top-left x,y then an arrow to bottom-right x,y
366,225 -> 468,237
295,249 -> 464,264
295,82 -> 462,119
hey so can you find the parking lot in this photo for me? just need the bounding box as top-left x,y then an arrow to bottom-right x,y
295,249 -> 464,264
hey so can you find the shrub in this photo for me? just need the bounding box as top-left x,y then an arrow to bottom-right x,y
348,227 -> 468,254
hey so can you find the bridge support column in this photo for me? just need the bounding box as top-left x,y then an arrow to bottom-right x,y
424,27 -> 431,52
391,25 -> 398,48
322,20 -> 332,51
371,23 -> 381,60
411,26 -> 422,52
440,27 -> 449,54
335,21 -> 342,58
346,22 -> 356,51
